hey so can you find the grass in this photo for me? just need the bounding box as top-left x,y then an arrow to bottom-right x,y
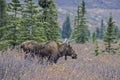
0,42 -> 120,80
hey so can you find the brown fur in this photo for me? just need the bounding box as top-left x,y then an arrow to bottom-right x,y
58,43 -> 77,60
20,40 -> 77,64
44,41 -> 62,63
43,41 -> 77,63
20,40 -> 44,58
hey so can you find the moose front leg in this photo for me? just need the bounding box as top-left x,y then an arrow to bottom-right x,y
65,55 -> 67,60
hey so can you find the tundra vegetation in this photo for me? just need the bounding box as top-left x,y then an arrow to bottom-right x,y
0,42 -> 120,80
0,0 -> 120,80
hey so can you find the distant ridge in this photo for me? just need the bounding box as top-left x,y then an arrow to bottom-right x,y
55,0 -> 120,9
6,0 -> 120,9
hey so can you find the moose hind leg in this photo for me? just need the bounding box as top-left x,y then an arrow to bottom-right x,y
49,56 -> 59,64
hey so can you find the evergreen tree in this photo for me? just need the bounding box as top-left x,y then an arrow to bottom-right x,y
72,0 -> 88,43
19,0 -> 47,42
114,26 -> 120,40
99,19 -> 106,39
93,40 -> 100,56
87,29 -> 91,39
0,0 -> 7,38
2,0 -> 22,49
62,14 -> 72,39
92,32 -> 96,43
18,0 -> 46,42
104,15 -> 116,53
38,0 -> 50,22
39,0 -> 61,41
96,27 -> 100,39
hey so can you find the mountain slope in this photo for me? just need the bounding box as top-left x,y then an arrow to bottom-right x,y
55,0 -> 120,9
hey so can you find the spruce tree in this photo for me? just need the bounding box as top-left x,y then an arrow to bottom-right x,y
0,0 -> 7,39
104,15 -> 116,53
23,0 -> 38,35
93,40 -> 100,56
92,32 -> 96,43
38,0 -> 50,22
114,26 -> 120,40
2,0 -> 22,49
62,14 -> 72,39
72,0 -> 88,43
87,29 -> 91,39
18,0 -> 47,42
39,0 -> 61,41
96,27 -> 100,39
99,19 -> 106,39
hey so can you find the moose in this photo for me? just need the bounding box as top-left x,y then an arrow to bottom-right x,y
20,39 -> 77,63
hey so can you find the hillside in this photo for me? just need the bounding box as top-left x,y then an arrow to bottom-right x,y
55,0 -> 120,30
57,8 -> 120,31
55,0 -> 120,9
55,0 -> 120,31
